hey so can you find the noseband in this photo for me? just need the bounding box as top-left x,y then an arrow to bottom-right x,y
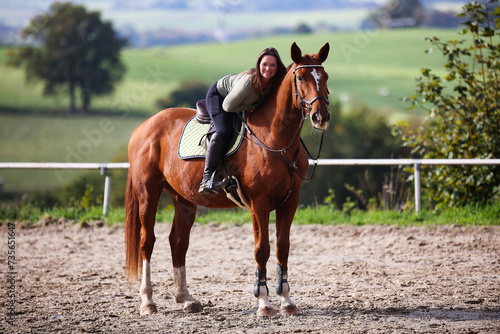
293,65 -> 330,114
237,64 -> 330,208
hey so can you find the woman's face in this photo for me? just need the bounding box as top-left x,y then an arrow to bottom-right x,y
259,55 -> 278,81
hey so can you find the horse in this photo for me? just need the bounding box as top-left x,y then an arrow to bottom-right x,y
125,42 -> 331,317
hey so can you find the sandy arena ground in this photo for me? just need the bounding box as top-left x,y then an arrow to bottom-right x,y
1,219 -> 499,333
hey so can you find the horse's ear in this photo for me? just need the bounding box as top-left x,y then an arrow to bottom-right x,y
317,42 -> 330,63
291,42 -> 303,64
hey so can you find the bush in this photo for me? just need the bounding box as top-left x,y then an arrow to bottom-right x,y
156,80 -> 209,109
300,100 -> 407,210
397,1 -> 500,209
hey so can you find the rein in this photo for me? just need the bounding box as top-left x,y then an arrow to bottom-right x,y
235,64 -> 328,208
239,110 -> 324,183
241,64 -> 327,181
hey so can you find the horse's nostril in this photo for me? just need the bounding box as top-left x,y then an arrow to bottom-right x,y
312,112 -> 321,124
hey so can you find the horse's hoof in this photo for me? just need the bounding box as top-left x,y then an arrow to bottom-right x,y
257,306 -> 276,317
280,304 -> 300,316
140,303 -> 158,315
183,300 -> 203,313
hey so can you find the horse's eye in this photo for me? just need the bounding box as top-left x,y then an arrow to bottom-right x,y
297,76 -> 304,82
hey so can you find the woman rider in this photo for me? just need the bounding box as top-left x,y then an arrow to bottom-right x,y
199,47 -> 287,194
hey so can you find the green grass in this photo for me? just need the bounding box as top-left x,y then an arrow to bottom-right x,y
2,203 -> 499,227
0,113 -> 142,191
0,29 -> 459,114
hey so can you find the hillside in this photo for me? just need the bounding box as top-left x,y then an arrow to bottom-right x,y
0,28 -> 460,194
0,29 -> 456,115
0,1 -> 467,46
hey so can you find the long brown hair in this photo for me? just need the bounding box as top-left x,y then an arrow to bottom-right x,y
245,47 -> 287,95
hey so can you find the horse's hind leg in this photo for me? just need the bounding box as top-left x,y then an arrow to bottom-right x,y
137,182 -> 163,315
169,195 -> 203,313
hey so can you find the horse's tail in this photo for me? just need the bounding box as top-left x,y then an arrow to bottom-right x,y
125,169 -> 141,282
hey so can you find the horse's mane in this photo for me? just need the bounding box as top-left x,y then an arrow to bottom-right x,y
267,69 -> 288,96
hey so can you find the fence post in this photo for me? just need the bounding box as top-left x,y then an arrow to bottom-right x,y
101,167 -> 111,215
414,162 -> 421,213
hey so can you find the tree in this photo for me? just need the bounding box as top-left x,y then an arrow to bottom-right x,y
156,80 -> 209,109
7,2 -> 127,113
300,101 -> 405,210
366,0 -> 425,28
386,0 -> 425,23
294,23 -> 313,34
397,1 -> 500,209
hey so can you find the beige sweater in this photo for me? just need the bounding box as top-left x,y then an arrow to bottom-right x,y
216,73 -> 261,113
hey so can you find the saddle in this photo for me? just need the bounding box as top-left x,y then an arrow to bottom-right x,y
195,100 -> 245,153
178,100 -> 244,159
195,99 -> 211,124
177,100 -> 250,210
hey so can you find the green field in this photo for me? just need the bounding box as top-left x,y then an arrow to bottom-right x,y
0,29 -> 462,193
2,201 -> 499,226
0,29 -> 458,114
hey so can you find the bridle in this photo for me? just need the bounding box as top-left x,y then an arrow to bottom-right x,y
238,64 -> 330,207
293,65 -> 330,114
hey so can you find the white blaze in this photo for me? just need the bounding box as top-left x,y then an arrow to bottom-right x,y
311,68 -> 322,92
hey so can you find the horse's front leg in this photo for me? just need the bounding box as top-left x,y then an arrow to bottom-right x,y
275,196 -> 300,315
251,206 -> 275,316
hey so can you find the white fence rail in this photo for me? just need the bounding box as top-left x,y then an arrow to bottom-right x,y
1,159 -> 499,214
310,159 -> 500,212
0,163 -> 129,215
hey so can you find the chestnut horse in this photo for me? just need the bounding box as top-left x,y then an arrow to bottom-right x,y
125,42 -> 330,316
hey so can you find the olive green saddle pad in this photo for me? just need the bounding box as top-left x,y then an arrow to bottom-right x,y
177,116 -> 245,160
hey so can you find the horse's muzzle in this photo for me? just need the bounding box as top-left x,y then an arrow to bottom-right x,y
311,108 -> 330,130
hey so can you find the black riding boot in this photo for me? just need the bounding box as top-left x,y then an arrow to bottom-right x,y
199,133 -> 227,194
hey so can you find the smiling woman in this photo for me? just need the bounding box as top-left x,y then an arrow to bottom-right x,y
198,46 -> 287,194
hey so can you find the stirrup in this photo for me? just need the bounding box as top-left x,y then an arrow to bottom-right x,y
208,171 -> 223,194
199,171 -> 222,194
